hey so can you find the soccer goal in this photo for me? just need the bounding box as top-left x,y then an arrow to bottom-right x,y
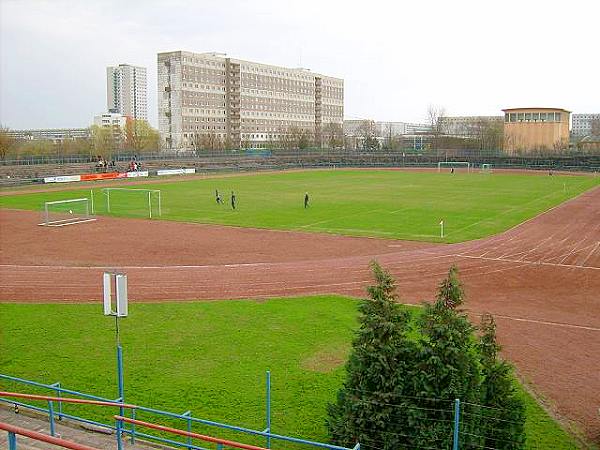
100,188 -> 162,219
437,161 -> 471,172
40,198 -> 96,227
480,163 -> 493,173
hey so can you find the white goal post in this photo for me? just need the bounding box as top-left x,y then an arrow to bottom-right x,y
437,161 -> 471,172
101,188 -> 162,219
40,198 -> 96,227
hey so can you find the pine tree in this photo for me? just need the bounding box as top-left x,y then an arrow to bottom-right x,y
407,265 -> 482,449
327,261 -> 416,450
478,314 -> 526,449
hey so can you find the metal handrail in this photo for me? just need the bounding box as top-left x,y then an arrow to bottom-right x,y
0,391 -> 136,409
1,374 -> 360,450
0,422 -> 101,450
116,415 -> 268,450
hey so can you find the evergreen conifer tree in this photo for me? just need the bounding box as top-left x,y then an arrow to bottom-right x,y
478,314 -> 526,449
327,261 -> 416,450
408,265 -> 482,448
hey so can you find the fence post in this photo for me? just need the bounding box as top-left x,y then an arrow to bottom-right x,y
183,410 -> 192,449
8,431 -> 17,450
52,382 -> 63,420
452,398 -> 460,450
48,400 -> 55,436
116,417 -> 123,450
130,408 -> 136,444
266,370 -> 271,449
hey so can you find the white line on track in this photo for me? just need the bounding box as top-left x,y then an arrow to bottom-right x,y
456,254 -> 600,270
490,314 -> 600,332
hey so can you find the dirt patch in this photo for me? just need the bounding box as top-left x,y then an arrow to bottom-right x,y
301,345 -> 350,373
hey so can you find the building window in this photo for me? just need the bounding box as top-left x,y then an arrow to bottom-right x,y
555,113 -> 561,121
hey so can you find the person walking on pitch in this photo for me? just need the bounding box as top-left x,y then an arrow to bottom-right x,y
304,192 -> 310,209
231,191 -> 236,210
215,189 -> 222,204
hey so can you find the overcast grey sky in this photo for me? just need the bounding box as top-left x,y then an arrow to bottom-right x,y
1,0 -> 599,129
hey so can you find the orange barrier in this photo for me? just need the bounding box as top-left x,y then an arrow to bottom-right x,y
115,415 -> 269,450
79,172 -> 125,182
0,422 -> 101,450
0,391 -> 136,409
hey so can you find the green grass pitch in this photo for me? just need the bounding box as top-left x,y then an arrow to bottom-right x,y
0,297 -> 580,449
1,169 -> 598,243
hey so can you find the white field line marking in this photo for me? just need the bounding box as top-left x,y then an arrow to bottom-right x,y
0,262 -> 272,270
554,241 -> 598,265
452,184 -> 600,242
37,218 -> 97,227
445,189 -> 568,237
579,241 -> 600,267
298,208 -> 384,229
457,254 -> 600,270
491,314 -> 600,332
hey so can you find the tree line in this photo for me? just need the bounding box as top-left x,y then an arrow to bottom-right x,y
0,118 -> 160,161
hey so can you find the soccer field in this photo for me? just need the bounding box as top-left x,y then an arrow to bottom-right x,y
1,170 -> 598,242
0,297 -> 580,449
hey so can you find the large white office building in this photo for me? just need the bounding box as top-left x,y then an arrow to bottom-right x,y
106,64 -> 148,121
157,51 -> 344,149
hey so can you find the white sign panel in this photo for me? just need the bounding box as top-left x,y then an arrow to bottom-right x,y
156,168 -> 196,176
126,171 -> 149,178
44,175 -> 81,183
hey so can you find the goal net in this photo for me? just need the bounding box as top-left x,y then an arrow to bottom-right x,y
100,188 -> 162,219
40,198 -> 96,227
437,161 -> 471,172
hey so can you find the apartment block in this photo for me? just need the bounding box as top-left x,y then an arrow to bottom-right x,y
157,51 -> 343,149
7,128 -> 91,142
107,64 -> 148,121
572,113 -> 600,137
439,116 -> 503,137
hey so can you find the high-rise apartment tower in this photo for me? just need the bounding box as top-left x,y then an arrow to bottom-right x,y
106,64 -> 148,121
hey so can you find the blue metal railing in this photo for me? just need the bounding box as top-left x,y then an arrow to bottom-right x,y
0,373 -> 360,450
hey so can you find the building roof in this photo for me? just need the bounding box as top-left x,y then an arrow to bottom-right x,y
502,107 -> 571,113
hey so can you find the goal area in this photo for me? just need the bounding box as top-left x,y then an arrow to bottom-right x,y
40,198 -> 96,227
99,188 -> 162,219
437,161 -> 471,172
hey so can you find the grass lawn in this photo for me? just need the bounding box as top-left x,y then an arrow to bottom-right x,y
0,297 -> 581,449
1,170 -> 598,243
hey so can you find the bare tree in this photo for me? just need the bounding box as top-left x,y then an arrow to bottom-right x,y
358,120 -> 378,150
427,105 -> 446,150
324,122 -> 344,149
0,127 -> 17,161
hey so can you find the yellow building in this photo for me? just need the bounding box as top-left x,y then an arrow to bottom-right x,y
502,107 -> 570,153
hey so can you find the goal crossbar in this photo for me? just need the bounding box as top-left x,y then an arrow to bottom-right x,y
40,197 -> 96,227
100,188 -> 162,218
437,161 -> 471,172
